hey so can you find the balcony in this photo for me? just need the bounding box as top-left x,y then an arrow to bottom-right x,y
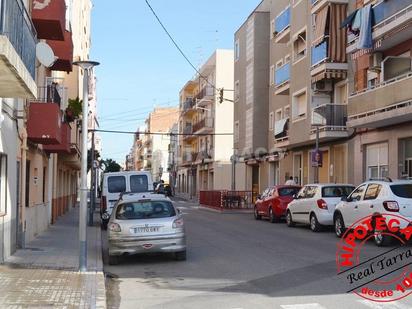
311,0 -> 348,15
274,118 -> 290,148
193,118 -> 213,134
27,101 -> 62,145
31,0 -> 66,40
347,72 -> 412,128
274,6 -> 290,43
183,124 -> 196,141
43,123 -> 71,154
196,86 -> 214,106
0,0 -> 37,98
310,104 -> 349,141
181,98 -> 196,116
311,41 -> 348,82
182,152 -> 197,165
275,63 -> 290,95
47,30 -> 74,72
347,1 -> 412,54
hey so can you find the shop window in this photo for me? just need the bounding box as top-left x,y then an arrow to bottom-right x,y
366,143 -> 389,180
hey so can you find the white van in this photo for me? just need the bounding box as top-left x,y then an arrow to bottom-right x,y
100,171 -> 154,228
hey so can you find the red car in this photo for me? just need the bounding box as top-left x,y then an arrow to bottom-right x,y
254,185 -> 301,223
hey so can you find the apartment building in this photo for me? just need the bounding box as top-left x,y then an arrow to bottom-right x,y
344,0 -> 412,183
233,0 -> 271,194
177,49 -> 234,198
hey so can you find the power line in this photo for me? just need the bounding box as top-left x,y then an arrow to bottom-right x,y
144,0 -> 234,103
92,129 -> 233,136
99,100 -> 178,119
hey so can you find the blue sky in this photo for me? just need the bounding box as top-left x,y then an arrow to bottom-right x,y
91,0 -> 259,163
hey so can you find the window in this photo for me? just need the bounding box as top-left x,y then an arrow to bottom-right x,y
366,143 -> 388,180
284,106 -> 290,118
276,60 -> 283,69
400,138 -> 412,179
364,184 -> 382,200
305,186 -> 318,198
285,54 -> 291,64
269,112 -> 274,131
234,121 -> 240,143
278,187 -> 300,197
350,185 -> 366,201
390,184 -> 412,198
293,29 -> 307,63
270,19 -> 275,39
275,109 -> 283,121
270,65 -> 275,85
234,39 -> 240,61
322,186 -> 355,198
108,176 -> 126,193
292,89 -> 307,120
130,175 -> 149,193
116,201 -> 176,220
234,80 -> 240,100
335,82 -> 348,105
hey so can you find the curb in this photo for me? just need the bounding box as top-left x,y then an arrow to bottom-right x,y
198,206 -> 254,214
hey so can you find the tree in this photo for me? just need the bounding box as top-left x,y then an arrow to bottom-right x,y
103,159 -> 121,173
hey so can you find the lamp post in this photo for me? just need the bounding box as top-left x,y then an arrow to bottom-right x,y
73,60 -> 99,272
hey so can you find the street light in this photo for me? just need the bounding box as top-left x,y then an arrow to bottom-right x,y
73,60 -> 100,272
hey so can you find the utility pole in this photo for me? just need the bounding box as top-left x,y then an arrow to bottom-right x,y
89,130 -> 95,226
314,126 -> 320,184
231,150 -> 237,191
73,60 -> 99,272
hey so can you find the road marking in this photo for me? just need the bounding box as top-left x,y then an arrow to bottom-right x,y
280,304 -> 327,309
359,300 -> 411,309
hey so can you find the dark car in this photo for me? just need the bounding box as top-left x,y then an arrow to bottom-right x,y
254,185 -> 301,223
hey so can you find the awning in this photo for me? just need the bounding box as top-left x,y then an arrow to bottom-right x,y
329,4 -> 347,63
311,69 -> 347,83
274,118 -> 288,138
313,5 -> 329,47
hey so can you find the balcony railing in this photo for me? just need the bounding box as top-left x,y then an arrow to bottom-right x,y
373,0 -> 411,27
275,6 -> 290,34
33,85 -> 68,108
182,152 -> 197,163
275,63 -> 290,86
0,0 -> 37,79
183,124 -> 193,135
183,98 -> 195,112
311,104 -> 347,132
196,86 -> 214,102
193,118 -> 213,133
311,41 -> 327,66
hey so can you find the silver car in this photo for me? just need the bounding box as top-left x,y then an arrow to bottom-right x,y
107,193 -> 186,264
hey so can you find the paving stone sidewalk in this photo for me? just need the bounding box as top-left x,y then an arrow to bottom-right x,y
1,206 -> 106,308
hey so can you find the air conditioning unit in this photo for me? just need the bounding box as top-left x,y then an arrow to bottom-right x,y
369,52 -> 383,72
312,80 -> 332,93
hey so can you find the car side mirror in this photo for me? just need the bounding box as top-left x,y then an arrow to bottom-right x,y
341,196 -> 348,202
177,208 -> 182,214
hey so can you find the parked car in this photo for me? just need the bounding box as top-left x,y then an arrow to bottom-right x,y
254,185 -> 301,223
286,184 -> 355,232
100,171 -> 154,229
107,192 -> 186,265
334,180 -> 412,246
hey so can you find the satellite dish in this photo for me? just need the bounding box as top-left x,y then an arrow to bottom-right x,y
36,42 -> 56,67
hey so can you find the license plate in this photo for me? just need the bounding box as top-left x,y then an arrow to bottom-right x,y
132,226 -> 160,233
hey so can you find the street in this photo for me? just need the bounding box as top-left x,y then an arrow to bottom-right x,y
103,199 -> 412,309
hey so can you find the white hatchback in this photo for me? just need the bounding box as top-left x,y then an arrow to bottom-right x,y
286,184 -> 355,232
333,180 -> 412,246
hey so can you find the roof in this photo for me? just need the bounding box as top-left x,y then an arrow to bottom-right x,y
304,183 -> 355,187
119,192 -> 171,203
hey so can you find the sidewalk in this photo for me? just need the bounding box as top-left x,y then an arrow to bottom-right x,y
1,206 -> 106,308
174,192 -> 198,204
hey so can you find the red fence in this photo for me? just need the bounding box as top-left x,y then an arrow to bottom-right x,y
199,190 -> 256,210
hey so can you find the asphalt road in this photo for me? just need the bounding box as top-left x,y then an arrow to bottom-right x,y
103,199 -> 412,309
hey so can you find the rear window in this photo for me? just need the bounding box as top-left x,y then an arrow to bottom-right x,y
322,186 -> 354,198
130,175 -> 149,193
390,185 -> 412,198
115,201 -> 176,220
108,176 -> 126,193
278,187 -> 300,197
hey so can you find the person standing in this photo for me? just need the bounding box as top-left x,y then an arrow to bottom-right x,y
285,176 -> 296,186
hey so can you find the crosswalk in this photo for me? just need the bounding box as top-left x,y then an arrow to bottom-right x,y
279,300 -> 412,309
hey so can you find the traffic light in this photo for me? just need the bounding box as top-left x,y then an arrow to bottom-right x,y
219,88 -> 224,103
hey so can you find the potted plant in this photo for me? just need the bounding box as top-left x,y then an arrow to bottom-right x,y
65,97 -> 82,122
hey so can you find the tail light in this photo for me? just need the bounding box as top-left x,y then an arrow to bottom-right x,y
101,196 -> 107,212
108,223 -> 121,232
173,218 -> 184,229
317,199 -> 328,210
383,201 -> 399,212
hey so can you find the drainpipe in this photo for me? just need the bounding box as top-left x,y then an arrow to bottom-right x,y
47,154 -> 53,225
19,121 -> 27,249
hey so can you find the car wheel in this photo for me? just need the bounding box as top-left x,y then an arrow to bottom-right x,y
254,206 -> 262,220
334,214 -> 345,238
269,207 -> 280,223
374,230 -> 392,247
310,213 -> 322,232
286,210 -> 295,227
108,254 -> 119,265
175,250 -> 187,261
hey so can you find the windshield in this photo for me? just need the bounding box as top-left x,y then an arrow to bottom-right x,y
115,201 -> 176,220
278,187 -> 300,197
130,175 -> 149,193
391,184 -> 412,198
107,176 -> 126,193
322,186 -> 355,198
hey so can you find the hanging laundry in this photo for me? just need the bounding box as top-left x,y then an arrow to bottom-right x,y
351,9 -> 362,32
358,4 -> 373,49
340,9 -> 357,29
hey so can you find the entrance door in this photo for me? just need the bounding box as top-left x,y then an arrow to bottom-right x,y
293,154 -> 303,185
252,166 -> 259,196
405,159 -> 412,179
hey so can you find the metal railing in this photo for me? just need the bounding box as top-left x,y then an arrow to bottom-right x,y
311,41 -> 328,66
311,104 -> 348,132
33,85 -> 68,108
196,86 -> 214,101
199,190 -> 257,210
183,98 -> 195,111
0,0 -> 37,78
275,6 -> 290,34
183,124 -> 193,135
193,117 -> 213,133
275,63 -> 290,86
